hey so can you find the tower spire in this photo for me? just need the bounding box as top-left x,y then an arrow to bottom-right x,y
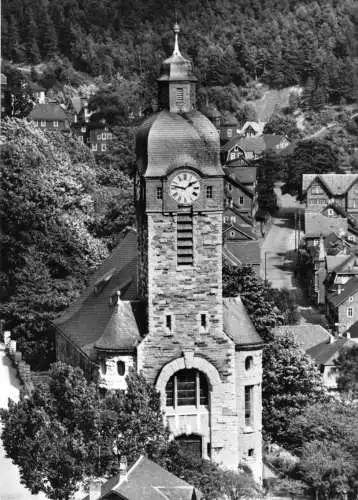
173,22 -> 181,56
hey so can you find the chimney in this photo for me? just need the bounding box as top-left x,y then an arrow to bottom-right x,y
337,285 -> 342,294
38,91 -> 45,104
119,456 -> 128,480
88,479 -> 102,500
329,335 -> 335,344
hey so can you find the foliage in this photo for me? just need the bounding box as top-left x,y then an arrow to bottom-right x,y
0,363 -> 169,500
222,263 -> 287,342
335,344 -> 358,399
283,139 -> 339,197
262,333 -> 326,444
263,112 -> 301,140
4,0 -> 358,109
160,441 -> 259,500
0,119 -> 108,368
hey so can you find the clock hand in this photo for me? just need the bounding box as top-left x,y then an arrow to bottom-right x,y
172,185 -> 186,190
186,181 -> 199,188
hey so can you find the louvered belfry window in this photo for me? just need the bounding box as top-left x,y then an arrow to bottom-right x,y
176,87 -> 184,103
177,213 -> 193,265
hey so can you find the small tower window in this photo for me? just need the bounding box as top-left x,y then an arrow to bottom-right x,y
166,314 -> 172,331
206,186 -> 213,199
245,356 -> 253,370
176,88 -> 184,103
248,448 -> 255,458
117,360 -> 125,376
156,187 -> 163,199
100,359 -> 107,375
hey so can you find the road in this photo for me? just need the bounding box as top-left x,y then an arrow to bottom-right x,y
0,344 -> 47,500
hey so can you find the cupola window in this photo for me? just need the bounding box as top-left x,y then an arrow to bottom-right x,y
245,385 -> 254,426
176,87 -> 184,104
156,187 -> 163,200
166,314 -> 172,331
245,356 -> 253,370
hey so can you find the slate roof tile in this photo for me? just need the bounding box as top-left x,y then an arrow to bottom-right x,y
307,338 -> 353,365
28,103 -> 68,121
273,325 -> 331,351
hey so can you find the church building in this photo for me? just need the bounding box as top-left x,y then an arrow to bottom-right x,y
54,25 -> 264,483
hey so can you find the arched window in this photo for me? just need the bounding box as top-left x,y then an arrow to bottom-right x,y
117,360 -> 125,376
245,356 -> 253,370
166,369 -> 208,407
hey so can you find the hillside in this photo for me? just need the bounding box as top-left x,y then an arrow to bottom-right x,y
3,0 -> 358,116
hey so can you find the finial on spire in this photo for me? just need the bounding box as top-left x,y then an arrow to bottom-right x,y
173,22 -> 181,56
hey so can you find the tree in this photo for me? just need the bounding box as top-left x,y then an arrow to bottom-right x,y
1,363 -> 169,500
262,333 -> 326,444
263,112 -> 300,141
2,67 -> 35,118
0,119 -> 108,368
334,344 -> 358,400
283,139 -> 339,197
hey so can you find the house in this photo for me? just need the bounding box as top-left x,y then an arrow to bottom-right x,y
262,134 -> 290,151
224,171 -> 258,220
82,455 -> 201,500
307,337 -> 354,391
55,25 -> 264,484
342,321 -> 358,342
220,112 -> 240,143
302,173 -> 358,218
239,121 -> 266,137
224,166 -> 257,194
221,135 -> 246,164
28,102 -> 70,130
326,276 -> 358,334
304,209 -> 348,242
221,134 -> 290,163
87,123 -> 113,153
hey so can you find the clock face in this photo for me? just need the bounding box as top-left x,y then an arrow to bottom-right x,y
169,172 -> 200,204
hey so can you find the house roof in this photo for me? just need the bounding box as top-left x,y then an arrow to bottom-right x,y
225,175 -> 253,197
54,230 -> 141,359
273,325 -> 332,351
223,223 -> 257,240
28,103 -> 68,121
345,320 -> 358,339
326,276 -> 358,307
224,166 -> 257,185
223,206 -> 254,226
304,211 -> 347,237
220,111 -> 239,126
83,455 -> 201,500
200,104 -> 221,119
262,134 -> 289,150
223,240 -> 261,267
221,134 -> 244,152
235,136 -> 266,154
223,296 -> 264,348
307,338 -> 353,365
302,174 -> 358,195
326,255 -> 350,273
239,121 -> 266,135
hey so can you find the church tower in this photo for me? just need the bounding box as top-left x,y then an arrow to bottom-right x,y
136,25 -> 264,482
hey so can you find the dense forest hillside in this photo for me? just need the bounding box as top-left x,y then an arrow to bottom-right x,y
3,0 -> 358,111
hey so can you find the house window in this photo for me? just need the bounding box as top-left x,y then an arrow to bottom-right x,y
229,199 -> 233,208
327,209 -> 334,216
230,152 -> 235,160
165,369 -> 208,407
107,132 -> 112,139
102,133 -> 106,140
97,134 -> 101,140
224,216 -> 229,223
227,129 -> 232,138
230,216 -> 236,223
227,183 -> 233,191
40,121 -> 46,127
245,385 -> 253,426
347,307 -> 353,318
91,144 -> 98,151
53,121 -> 58,127
156,187 -> 163,200
176,87 -> 184,104
81,126 -> 86,133
349,296 -> 354,302
166,314 -> 172,331
239,196 -> 244,205
177,214 -> 193,266
230,231 -> 235,237
101,143 -> 107,152
117,361 -> 125,376
245,356 -> 253,370
349,234 -> 356,242
206,186 -> 213,199
312,185 -> 323,194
